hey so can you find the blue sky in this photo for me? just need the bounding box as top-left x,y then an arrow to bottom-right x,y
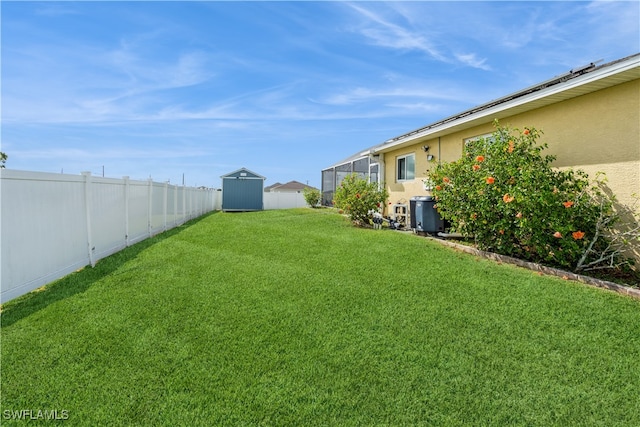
2,1 -> 638,188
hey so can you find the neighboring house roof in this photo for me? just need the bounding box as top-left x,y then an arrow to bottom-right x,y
371,53 -> 639,154
264,182 -> 283,192
220,167 -> 266,180
265,180 -> 317,192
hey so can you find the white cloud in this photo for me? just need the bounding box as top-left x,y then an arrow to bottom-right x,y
34,4 -> 81,17
384,102 -> 443,114
106,34 -> 214,90
11,146 -> 214,162
346,3 -> 446,61
454,53 -> 491,71
4,44 -> 216,124
311,83 -> 470,107
584,1 -> 640,52
345,2 -> 490,71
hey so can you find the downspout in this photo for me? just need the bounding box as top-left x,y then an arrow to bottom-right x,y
378,153 -> 385,190
438,137 -> 441,166
377,153 -> 387,215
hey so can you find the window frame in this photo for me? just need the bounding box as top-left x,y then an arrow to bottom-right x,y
464,133 -> 493,145
396,153 -> 415,182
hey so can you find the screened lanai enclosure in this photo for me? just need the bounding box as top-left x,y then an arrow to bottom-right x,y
321,153 -> 380,206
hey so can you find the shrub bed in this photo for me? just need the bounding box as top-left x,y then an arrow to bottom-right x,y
430,121 -> 638,278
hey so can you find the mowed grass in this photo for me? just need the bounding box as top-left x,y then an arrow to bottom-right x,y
2,209 -> 639,426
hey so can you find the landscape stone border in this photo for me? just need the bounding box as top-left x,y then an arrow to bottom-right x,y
415,233 -> 640,300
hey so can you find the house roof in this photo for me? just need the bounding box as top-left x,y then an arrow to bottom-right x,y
370,53 -> 640,154
265,180 -> 317,191
323,53 -> 640,171
264,182 -> 283,191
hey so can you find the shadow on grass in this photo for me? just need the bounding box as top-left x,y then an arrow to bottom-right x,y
1,212 -> 218,328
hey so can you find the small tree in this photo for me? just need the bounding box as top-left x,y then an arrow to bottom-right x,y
333,173 -> 388,226
430,121 -> 634,272
0,152 -> 7,168
302,187 -> 322,208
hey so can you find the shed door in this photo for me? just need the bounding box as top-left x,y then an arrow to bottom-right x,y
223,178 -> 264,211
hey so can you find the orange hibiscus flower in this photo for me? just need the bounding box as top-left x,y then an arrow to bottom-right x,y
523,129 -> 530,135
572,231 -> 585,240
563,201 -> 574,208
503,194 -> 515,203
472,164 -> 481,171
486,177 -> 495,184
475,155 -> 485,162
443,177 -> 450,183
553,231 -> 562,238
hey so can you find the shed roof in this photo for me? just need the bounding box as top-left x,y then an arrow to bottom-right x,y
220,167 -> 266,180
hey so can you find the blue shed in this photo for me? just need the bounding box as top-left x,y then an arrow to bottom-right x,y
221,168 -> 266,212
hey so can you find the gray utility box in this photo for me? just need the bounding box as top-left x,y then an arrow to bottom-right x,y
410,196 -> 445,234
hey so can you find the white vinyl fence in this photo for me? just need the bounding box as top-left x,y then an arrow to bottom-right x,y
1,169 -> 220,303
263,191 -> 308,210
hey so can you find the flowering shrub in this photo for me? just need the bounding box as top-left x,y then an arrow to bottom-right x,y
430,121 -> 633,271
302,187 -> 322,208
333,173 -> 388,226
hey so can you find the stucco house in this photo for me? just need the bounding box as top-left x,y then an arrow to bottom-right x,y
322,53 -> 639,220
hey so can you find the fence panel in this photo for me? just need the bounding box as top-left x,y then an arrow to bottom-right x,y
150,182 -> 166,235
1,171 -> 90,302
215,190 -> 222,211
263,192 -> 308,210
1,170 -> 216,303
90,176 -> 128,261
128,180 -> 151,245
167,184 -> 177,227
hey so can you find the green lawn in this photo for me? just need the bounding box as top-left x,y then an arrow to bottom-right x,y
2,209 -> 639,426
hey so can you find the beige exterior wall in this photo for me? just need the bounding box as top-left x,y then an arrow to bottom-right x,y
383,79 -> 640,212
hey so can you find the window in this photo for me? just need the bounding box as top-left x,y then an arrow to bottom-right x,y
464,133 -> 493,145
396,154 -> 415,181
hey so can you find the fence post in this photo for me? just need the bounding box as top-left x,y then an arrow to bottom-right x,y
148,178 -> 153,237
123,176 -> 130,247
82,172 -> 96,267
163,181 -> 168,231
